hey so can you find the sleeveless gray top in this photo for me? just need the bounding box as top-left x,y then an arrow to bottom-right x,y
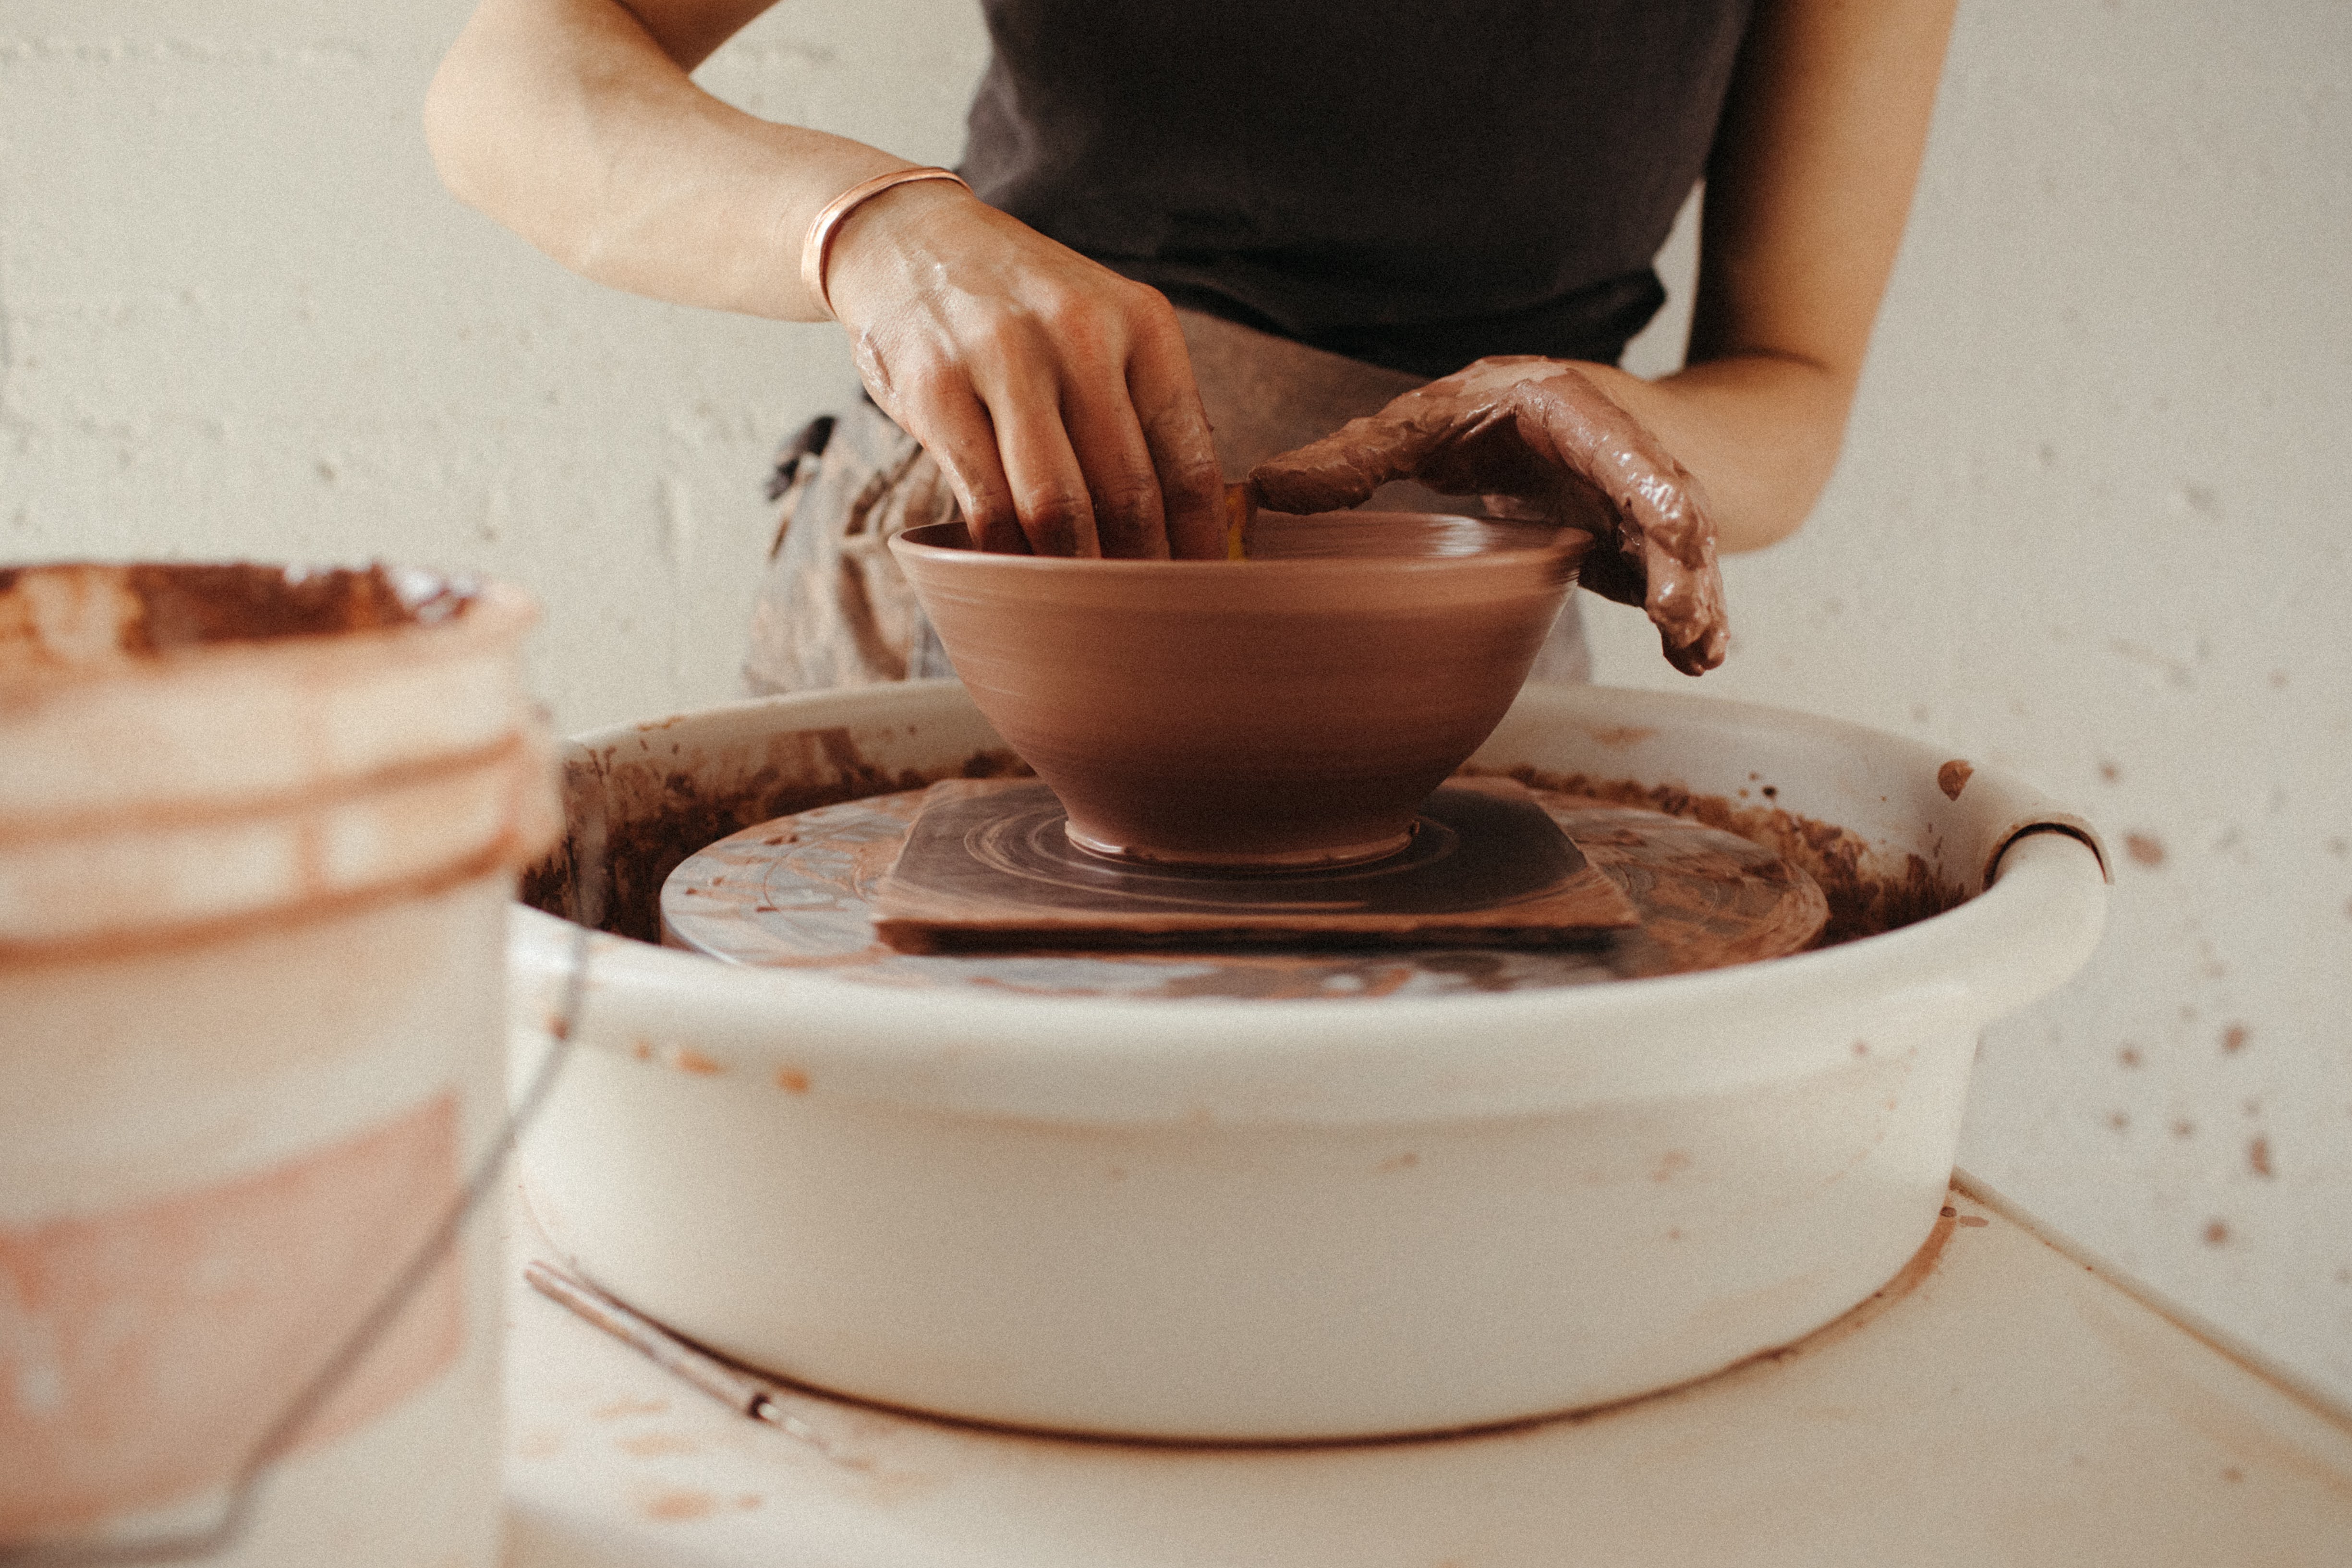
960,0 -> 1753,377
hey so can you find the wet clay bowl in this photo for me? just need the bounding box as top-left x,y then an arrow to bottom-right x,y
508,680 -> 2110,1443
888,512 -> 1587,868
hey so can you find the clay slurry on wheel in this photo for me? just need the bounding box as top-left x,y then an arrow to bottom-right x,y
657,784 -> 1828,999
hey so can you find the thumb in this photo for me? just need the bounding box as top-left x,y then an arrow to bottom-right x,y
1246,398 -> 1466,514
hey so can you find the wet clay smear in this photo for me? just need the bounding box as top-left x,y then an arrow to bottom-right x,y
644,788 -> 1827,1001
1489,767 -> 1964,947
529,731 -> 1952,967
521,726 -> 1031,945
0,561 -> 475,672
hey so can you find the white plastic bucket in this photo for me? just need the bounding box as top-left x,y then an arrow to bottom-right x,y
0,564 -> 553,1564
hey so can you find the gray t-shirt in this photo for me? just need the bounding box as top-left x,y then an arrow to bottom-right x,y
961,0 -> 1753,377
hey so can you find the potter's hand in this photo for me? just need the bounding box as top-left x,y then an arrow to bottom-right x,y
1246,357 -> 1729,675
824,181 -> 1227,560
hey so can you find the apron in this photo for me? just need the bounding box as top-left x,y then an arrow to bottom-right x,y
742,310 -> 1591,696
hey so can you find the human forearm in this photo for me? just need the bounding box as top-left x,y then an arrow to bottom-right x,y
426,0 -> 1226,558
1578,352 -> 1852,555
424,0 -> 897,320
1623,0 -> 1957,554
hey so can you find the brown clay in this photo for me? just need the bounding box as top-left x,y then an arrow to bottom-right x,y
888,512 -> 1587,869
0,1093 -> 464,1532
1489,767 -> 1967,948
533,717 -> 1976,966
0,561 -> 475,675
519,725 -> 1031,944
530,729 -> 1960,970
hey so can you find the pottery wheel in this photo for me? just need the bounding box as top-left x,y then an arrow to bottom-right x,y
657,781 -> 1828,1001
865,777 -> 1640,951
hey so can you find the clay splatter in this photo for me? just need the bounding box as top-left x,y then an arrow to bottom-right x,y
513,1427 -> 564,1460
1500,768 -> 1963,947
594,1397 -> 668,1420
2118,1045 -> 2141,1067
520,726 -> 1029,944
2248,1137 -> 2273,1178
2221,1025 -> 2249,1055
2124,833 -> 2165,867
1937,760 -> 1974,801
0,1094 -> 467,1529
2203,1220 -> 2230,1247
643,1489 -> 719,1521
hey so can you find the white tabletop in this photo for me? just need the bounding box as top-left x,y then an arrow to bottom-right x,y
503,1180 -> 2352,1568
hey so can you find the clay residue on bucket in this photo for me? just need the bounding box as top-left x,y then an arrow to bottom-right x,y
0,562 -> 475,673
521,729 -> 1029,944
1490,768 -> 1965,946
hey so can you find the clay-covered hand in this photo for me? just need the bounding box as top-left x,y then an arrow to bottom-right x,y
824,181 -> 1227,561
1246,357 -> 1730,675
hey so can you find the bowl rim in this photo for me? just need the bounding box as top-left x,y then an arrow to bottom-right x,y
889,514 -> 1593,577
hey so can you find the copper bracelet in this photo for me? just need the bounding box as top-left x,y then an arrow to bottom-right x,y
799,166 -> 971,320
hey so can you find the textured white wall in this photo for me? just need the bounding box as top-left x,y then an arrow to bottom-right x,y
0,0 -> 981,731
3,3 -> 2345,1405
1601,0 -> 2352,1406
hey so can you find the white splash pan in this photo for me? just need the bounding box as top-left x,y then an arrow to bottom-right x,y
508,679 -> 2108,1442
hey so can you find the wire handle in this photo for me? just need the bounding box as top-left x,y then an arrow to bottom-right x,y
0,802 -> 607,1567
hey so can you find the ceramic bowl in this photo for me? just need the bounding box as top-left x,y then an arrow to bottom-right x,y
887,512 -> 1587,868
508,680 -> 2109,1442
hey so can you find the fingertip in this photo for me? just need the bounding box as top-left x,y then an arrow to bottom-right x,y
1241,463 -> 1303,513
1087,473 -> 1172,559
1022,498 -> 1102,558
967,504 -> 1032,555
1164,494 -> 1227,560
1663,625 -> 1728,676
1131,391 -> 1225,558
1159,462 -> 1227,560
